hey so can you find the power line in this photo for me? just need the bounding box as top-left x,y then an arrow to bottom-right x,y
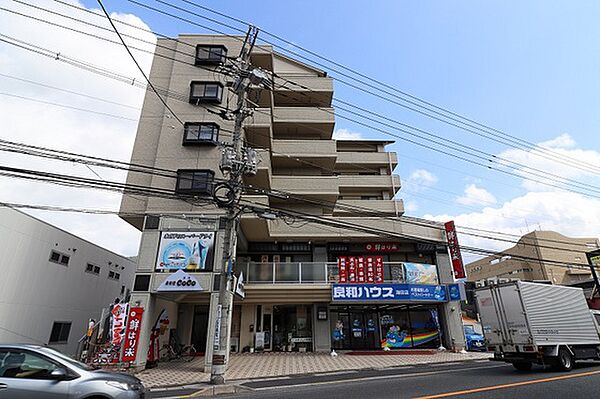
96,0 -> 184,126
170,0 -> 600,176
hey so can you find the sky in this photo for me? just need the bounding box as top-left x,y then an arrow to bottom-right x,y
0,0 -> 599,259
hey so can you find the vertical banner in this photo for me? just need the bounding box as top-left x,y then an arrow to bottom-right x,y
122,307 -> 144,362
366,256 -> 375,283
110,302 -> 128,364
348,256 -> 357,283
444,221 -> 466,279
374,256 -> 384,283
357,256 -> 366,283
213,304 -> 222,351
338,257 -> 348,283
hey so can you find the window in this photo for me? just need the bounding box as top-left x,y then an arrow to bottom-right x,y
49,251 -> 69,266
0,350 -> 60,379
189,81 -> 223,103
115,273 -> 120,280
195,44 -> 227,65
86,263 -> 100,275
107,271 -> 120,281
176,169 -> 214,195
49,322 -> 71,344
133,274 -> 151,291
183,122 -> 219,145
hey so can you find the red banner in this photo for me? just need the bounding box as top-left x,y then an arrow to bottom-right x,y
122,307 -> 144,362
338,257 -> 348,283
445,221 -> 466,279
348,257 -> 357,283
374,256 -> 384,283
357,256 -> 365,283
365,243 -> 400,252
366,256 -> 375,283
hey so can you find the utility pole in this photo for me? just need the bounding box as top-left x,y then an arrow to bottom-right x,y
210,26 -> 263,385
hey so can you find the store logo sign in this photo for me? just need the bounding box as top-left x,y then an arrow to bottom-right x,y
157,270 -> 203,292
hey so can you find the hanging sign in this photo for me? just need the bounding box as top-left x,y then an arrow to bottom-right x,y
235,271 -> 246,299
338,257 -> 348,283
157,269 -> 203,292
375,256 -> 384,283
366,256 -> 375,283
357,256 -> 366,283
122,307 -> 144,362
348,257 -> 357,283
444,221 -> 466,279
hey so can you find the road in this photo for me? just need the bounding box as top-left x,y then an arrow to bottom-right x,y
149,359 -> 600,398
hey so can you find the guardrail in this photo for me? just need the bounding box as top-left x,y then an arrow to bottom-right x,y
235,262 -> 409,284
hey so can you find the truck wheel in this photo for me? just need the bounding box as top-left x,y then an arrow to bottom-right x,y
512,362 -> 532,371
553,348 -> 573,371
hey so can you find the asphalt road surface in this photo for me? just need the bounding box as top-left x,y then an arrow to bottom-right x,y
150,360 -> 600,399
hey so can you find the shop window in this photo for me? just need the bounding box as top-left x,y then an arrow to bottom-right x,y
189,81 -> 223,104
49,322 -> 71,344
183,122 -> 219,145
195,45 -> 227,65
176,169 -> 214,195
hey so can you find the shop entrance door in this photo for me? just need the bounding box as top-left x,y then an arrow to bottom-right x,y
347,310 -> 379,350
191,305 -> 209,353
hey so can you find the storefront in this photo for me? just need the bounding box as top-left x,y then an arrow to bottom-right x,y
330,304 -> 442,350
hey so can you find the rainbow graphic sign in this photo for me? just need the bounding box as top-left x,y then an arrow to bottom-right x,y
381,327 -> 439,348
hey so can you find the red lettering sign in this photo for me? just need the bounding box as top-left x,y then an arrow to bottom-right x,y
348,257 -> 357,283
357,256 -> 365,283
122,307 -> 144,362
338,257 -> 348,283
445,221 -> 466,279
366,256 -> 375,283
374,256 -> 384,283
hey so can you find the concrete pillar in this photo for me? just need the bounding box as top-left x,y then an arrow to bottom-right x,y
436,250 -> 466,351
312,303 -> 331,352
129,292 -> 155,369
204,292 -> 220,372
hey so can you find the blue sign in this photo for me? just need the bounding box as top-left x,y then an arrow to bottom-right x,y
448,283 -> 464,301
332,284 -> 448,302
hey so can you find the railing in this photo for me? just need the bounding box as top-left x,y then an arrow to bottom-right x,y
235,262 -> 410,285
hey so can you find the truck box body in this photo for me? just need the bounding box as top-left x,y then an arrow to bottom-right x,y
476,281 -> 600,348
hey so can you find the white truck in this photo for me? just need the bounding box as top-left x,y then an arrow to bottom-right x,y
475,281 -> 600,371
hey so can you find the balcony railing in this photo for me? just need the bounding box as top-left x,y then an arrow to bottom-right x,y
236,262 -> 410,285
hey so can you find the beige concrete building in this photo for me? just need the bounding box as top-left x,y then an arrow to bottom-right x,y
466,231 -> 600,286
120,35 -> 465,370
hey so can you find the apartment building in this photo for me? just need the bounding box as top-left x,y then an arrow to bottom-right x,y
466,231 -> 600,286
0,208 -> 135,355
120,35 -> 465,370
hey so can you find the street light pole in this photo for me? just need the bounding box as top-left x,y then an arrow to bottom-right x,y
210,26 -> 260,385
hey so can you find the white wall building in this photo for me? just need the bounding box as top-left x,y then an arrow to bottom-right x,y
0,208 -> 136,355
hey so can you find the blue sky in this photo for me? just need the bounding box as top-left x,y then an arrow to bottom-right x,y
1,0 -> 599,255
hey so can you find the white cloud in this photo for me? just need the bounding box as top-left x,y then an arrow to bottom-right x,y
407,169 -> 438,190
456,184 -> 497,206
498,134 -> 600,191
404,200 -> 419,212
0,0 -> 156,255
333,128 -> 363,140
425,190 -> 600,261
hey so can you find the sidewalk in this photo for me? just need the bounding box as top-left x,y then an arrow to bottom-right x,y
137,350 -> 491,389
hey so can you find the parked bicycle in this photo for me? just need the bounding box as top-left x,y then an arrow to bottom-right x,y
159,340 -> 197,362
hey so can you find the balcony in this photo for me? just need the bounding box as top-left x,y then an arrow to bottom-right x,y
272,107 -> 335,139
273,75 -> 333,107
334,199 -> 404,216
236,261 -> 412,285
271,175 -> 339,202
239,195 -> 270,241
245,108 -> 271,127
336,152 -> 398,170
272,139 -> 337,170
338,175 -> 401,194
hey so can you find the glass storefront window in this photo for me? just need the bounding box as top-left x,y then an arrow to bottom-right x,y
272,305 -> 312,351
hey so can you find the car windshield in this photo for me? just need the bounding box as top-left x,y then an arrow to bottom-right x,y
38,347 -> 94,371
464,325 -> 475,334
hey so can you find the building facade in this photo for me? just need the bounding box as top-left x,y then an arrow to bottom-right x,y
466,231 -> 600,286
0,208 -> 135,355
120,35 -> 466,370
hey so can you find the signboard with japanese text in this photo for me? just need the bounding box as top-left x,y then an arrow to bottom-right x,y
404,263 -> 439,285
332,283 -> 448,302
444,221 -> 466,279
338,257 -> 348,283
348,257 -> 357,283
156,231 -> 215,271
157,270 -> 203,292
121,307 -> 144,362
375,256 -> 384,283
365,243 -> 401,252
357,256 -> 366,283
366,256 -> 375,283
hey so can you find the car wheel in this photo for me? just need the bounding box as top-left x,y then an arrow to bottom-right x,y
552,348 -> 573,371
512,362 -> 532,371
